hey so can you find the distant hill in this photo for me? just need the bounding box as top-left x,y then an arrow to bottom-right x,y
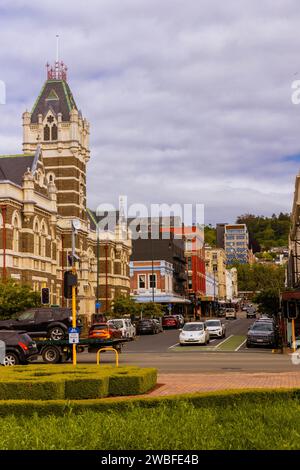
236,213 -> 290,252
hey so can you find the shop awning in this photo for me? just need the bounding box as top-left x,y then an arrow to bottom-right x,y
133,295 -> 191,304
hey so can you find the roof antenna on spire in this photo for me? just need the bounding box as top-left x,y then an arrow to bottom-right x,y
56,34 -> 59,63
47,34 -> 67,81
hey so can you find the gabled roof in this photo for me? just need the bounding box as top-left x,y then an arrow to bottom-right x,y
0,154 -> 34,186
0,146 -> 41,186
31,79 -> 77,123
87,209 -> 121,231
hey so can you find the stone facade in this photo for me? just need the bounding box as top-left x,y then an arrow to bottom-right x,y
0,64 -> 131,320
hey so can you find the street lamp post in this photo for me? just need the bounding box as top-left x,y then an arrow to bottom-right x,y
96,224 -> 100,315
150,237 -> 154,303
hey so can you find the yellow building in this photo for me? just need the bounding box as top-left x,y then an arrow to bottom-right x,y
205,246 -> 227,300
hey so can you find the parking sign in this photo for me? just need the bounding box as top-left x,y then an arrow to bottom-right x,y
68,327 -> 80,344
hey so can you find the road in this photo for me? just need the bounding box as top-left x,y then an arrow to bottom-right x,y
77,315 -> 300,373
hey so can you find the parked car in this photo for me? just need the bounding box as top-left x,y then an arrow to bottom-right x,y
88,323 -> 122,340
136,319 -> 159,335
0,308 -> 80,341
218,307 -> 226,317
225,308 -> 237,320
179,322 -> 210,346
246,307 -> 257,319
153,319 -> 163,332
0,330 -> 38,366
246,321 -> 278,348
205,319 -> 226,338
162,315 -> 180,329
107,319 -> 136,339
172,314 -> 185,328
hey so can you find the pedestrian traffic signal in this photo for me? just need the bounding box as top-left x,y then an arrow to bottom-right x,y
64,270 -> 78,299
41,287 -> 50,305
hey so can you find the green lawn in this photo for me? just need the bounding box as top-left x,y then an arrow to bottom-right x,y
216,335 -> 246,351
1,398 -> 300,449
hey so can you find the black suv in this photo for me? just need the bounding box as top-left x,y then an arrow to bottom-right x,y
0,330 -> 38,365
246,321 -> 278,348
0,308 -> 79,341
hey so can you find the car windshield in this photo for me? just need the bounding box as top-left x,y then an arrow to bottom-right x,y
17,311 -> 35,321
206,321 -> 221,327
109,321 -> 123,329
183,324 -> 204,331
251,323 -> 273,331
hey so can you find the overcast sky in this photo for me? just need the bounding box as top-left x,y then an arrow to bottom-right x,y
0,0 -> 300,224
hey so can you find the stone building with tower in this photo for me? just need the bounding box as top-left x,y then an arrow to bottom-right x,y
0,61 -> 131,321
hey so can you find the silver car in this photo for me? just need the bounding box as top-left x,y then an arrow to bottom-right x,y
205,319 -> 226,338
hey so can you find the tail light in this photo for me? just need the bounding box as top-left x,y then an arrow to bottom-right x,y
18,341 -> 28,351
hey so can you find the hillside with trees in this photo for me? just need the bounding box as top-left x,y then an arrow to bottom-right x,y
236,213 -> 290,251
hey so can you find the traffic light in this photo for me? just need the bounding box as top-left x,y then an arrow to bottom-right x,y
41,287 -> 50,305
64,270 -> 78,299
287,301 -> 299,320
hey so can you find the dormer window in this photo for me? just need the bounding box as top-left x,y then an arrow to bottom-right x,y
44,115 -> 57,141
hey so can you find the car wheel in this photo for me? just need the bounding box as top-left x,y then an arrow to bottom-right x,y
4,352 -> 20,366
42,346 -> 61,364
48,326 -> 66,341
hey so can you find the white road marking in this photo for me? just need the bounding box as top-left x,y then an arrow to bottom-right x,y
169,343 -> 180,349
235,339 -> 247,351
214,334 -> 233,349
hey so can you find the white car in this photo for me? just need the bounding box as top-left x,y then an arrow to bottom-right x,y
179,322 -> 210,346
225,308 -> 237,319
107,319 -> 136,339
205,319 -> 226,338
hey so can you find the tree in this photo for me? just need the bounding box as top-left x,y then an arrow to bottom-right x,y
232,263 -> 285,292
204,225 -> 216,247
141,302 -> 164,318
236,213 -> 290,252
253,289 -> 280,316
110,295 -> 138,318
0,279 -> 41,319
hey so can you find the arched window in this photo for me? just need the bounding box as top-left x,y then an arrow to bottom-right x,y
34,219 -> 40,256
51,124 -> 58,140
47,172 -> 55,184
111,249 -> 115,275
41,223 -> 47,258
44,125 -> 50,141
12,215 -> 20,252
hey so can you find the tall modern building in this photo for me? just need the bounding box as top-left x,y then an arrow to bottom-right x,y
224,224 -> 250,264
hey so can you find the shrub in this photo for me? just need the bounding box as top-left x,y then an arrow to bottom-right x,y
0,365 -> 156,400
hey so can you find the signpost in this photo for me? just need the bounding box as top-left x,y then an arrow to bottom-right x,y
95,301 -> 102,310
68,327 -> 80,345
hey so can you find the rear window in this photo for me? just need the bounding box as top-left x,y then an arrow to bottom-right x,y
109,320 -> 123,329
90,324 -> 108,331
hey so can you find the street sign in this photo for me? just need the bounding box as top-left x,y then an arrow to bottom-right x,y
95,302 -> 102,309
68,327 -> 80,344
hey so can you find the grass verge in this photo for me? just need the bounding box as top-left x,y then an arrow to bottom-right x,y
0,389 -> 299,449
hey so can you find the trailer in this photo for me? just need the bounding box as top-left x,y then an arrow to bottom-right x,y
36,337 -> 129,364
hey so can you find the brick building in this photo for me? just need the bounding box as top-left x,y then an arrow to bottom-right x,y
0,61 -> 131,320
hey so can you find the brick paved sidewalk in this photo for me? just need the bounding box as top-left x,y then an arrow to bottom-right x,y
148,371 -> 300,396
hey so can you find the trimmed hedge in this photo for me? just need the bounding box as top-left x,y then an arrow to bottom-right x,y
0,388 -> 299,416
0,365 -> 157,400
